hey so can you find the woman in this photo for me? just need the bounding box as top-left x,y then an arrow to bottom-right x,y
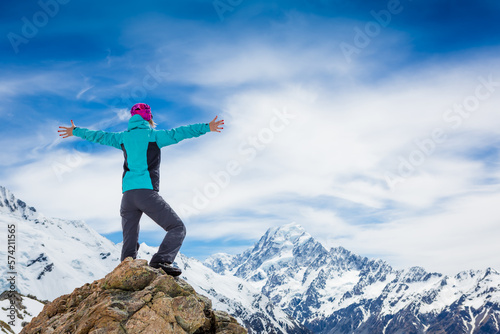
58,103 -> 224,276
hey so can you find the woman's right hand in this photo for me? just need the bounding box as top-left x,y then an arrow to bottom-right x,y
209,116 -> 224,133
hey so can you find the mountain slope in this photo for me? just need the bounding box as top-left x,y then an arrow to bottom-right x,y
0,186 -> 121,301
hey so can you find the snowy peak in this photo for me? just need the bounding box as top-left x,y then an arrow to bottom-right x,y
0,186 -> 38,220
204,223 -> 323,279
232,223 -> 328,281
246,222 -> 311,259
250,223 -> 317,261
328,246 -> 366,270
203,223 -> 324,284
261,222 -> 310,245
401,266 -> 442,283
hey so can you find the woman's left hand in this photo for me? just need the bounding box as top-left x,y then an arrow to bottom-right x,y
58,120 -> 76,138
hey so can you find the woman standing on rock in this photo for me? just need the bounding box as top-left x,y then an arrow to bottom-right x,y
58,103 -> 224,276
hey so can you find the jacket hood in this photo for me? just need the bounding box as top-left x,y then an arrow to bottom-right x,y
128,114 -> 151,131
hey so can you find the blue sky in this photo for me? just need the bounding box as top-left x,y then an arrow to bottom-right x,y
1,0 -> 500,274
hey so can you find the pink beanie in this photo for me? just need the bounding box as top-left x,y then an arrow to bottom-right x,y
130,103 -> 152,121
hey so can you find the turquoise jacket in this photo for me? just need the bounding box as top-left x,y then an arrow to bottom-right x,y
73,114 -> 210,193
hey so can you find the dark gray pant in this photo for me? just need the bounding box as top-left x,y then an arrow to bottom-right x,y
120,189 -> 186,264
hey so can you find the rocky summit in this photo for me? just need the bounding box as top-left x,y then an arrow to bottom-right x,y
20,258 -> 247,334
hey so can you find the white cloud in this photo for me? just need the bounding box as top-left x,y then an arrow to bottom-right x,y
0,67 -> 83,103
4,150 -> 123,230
347,190 -> 500,275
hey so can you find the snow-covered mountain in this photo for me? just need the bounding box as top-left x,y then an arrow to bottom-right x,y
2,185 -> 500,333
204,223 -> 500,334
0,186 -> 305,334
0,186 -> 122,301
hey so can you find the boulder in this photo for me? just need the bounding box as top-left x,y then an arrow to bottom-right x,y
21,258 -> 247,334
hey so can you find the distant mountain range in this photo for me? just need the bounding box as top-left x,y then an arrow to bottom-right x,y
1,185 -> 500,333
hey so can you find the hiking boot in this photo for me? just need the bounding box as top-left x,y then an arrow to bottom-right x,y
150,262 -> 182,277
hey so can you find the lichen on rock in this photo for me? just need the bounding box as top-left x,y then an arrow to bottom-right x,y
20,258 -> 247,334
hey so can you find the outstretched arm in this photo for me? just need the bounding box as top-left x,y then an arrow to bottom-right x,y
156,116 -> 225,148
58,120 -> 123,149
